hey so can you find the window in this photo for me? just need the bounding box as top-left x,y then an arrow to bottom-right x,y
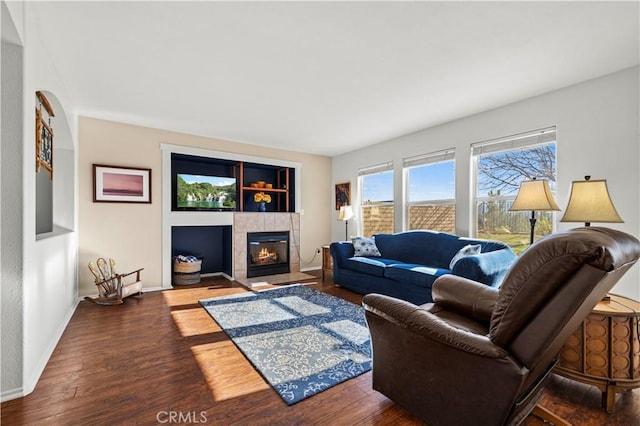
359,162 -> 394,237
404,149 -> 455,233
472,128 -> 557,254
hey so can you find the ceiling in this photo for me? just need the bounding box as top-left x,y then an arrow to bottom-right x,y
31,1 -> 639,157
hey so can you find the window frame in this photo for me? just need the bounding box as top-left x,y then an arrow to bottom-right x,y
403,149 -> 456,232
358,161 -> 395,237
470,127 -> 557,250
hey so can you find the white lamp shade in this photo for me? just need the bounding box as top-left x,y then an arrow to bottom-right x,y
338,205 -> 354,221
560,179 -> 623,224
509,180 -> 560,211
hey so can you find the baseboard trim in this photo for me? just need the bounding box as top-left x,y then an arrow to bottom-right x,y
21,297 -> 81,399
80,285 -> 167,301
0,386 -> 24,403
139,286 -> 165,293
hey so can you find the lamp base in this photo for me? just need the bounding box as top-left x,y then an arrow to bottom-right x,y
528,212 -> 537,245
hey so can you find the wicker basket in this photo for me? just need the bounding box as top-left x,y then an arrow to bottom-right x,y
173,259 -> 202,273
173,272 -> 201,286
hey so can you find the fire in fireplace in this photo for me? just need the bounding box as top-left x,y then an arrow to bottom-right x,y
247,231 -> 290,278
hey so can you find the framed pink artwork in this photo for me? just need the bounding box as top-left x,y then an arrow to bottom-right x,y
93,164 -> 152,203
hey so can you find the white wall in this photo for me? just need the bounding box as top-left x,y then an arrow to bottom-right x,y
332,67 -> 640,300
77,117 -> 331,296
1,1 -> 79,401
1,0 -> 25,399
22,6 -> 79,396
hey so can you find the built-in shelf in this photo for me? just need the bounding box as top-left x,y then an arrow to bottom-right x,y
241,187 -> 288,193
235,162 -> 291,212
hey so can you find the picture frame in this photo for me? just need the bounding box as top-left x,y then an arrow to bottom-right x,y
35,108 -> 54,178
335,181 -> 351,210
93,164 -> 152,203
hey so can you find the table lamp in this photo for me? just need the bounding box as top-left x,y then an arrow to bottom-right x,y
560,176 -> 623,227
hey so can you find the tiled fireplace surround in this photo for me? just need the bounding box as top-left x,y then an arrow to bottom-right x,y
232,212 -> 300,280
165,212 -> 300,286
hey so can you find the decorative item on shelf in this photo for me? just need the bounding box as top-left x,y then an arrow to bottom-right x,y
35,91 -> 55,179
265,183 -> 273,189
560,175 -> 623,227
254,191 -> 271,212
338,205 -> 354,240
250,182 -> 259,188
256,180 -> 266,188
509,177 -> 560,245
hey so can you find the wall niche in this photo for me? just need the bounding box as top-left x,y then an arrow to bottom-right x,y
35,91 -> 54,234
171,153 -> 295,213
35,90 -> 74,238
171,225 -> 232,276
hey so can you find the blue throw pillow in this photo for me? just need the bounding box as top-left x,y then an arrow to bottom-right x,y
449,244 -> 482,269
352,236 -> 382,257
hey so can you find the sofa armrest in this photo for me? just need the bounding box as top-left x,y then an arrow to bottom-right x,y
330,241 -> 354,268
431,275 -> 498,321
451,248 -> 516,286
362,293 -> 507,358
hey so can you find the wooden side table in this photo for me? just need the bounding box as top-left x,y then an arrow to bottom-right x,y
555,293 -> 640,413
322,245 -> 333,279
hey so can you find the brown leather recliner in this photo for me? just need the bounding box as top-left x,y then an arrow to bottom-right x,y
363,227 -> 640,426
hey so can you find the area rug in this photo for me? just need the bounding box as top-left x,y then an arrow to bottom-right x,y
234,271 -> 317,288
199,284 -> 371,405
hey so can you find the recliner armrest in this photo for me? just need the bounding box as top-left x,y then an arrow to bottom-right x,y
431,275 -> 498,321
362,293 -> 507,358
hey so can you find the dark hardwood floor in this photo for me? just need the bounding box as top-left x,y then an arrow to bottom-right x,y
2,272 -> 638,425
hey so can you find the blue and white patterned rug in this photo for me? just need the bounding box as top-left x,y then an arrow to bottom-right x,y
199,284 -> 371,405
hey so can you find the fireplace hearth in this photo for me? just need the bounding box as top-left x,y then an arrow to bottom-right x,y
247,231 -> 290,278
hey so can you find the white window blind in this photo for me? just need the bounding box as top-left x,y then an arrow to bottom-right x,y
403,149 -> 455,168
358,161 -> 393,176
471,127 -> 556,156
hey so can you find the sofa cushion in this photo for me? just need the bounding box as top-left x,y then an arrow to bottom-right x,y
451,249 -> 516,287
342,257 -> 397,277
384,263 -> 450,289
449,244 -> 482,269
375,231 -> 469,269
352,236 -> 381,257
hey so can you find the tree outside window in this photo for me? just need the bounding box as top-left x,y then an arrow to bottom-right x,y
474,130 -> 556,254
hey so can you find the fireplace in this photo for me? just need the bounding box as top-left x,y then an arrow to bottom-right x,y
247,231 -> 290,278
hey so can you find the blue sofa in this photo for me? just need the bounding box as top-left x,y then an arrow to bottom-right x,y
330,230 -> 516,305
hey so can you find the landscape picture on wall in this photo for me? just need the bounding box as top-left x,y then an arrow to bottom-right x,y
177,174 -> 237,210
93,164 -> 152,203
103,173 -> 144,197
